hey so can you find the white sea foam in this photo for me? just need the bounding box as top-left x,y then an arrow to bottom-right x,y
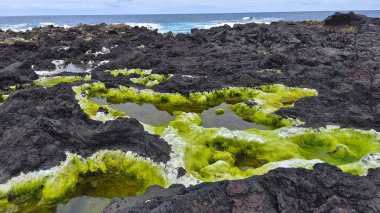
124,22 -> 164,33
0,22 -> 71,32
196,17 -> 283,31
0,23 -> 31,32
38,22 -> 59,27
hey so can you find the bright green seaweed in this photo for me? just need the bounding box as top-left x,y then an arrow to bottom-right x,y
73,82 -> 316,127
1,73 -> 380,212
109,69 -> 173,87
150,112 -> 380,181
0,151 -> 167,212
73,81 -> 380,181
33,75 -> 91,88
0,94 -> 8,104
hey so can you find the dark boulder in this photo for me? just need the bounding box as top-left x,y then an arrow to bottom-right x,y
324,12 -> 369,26
0,61 -> 38,89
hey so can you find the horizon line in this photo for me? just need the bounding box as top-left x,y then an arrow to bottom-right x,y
1,9 -> 379,17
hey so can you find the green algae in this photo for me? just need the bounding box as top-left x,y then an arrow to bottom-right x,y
0,151 -> 167,211
73,82 -> 316,127
130,74 -> 173,87
109,69 -> 173,87
148,112 -> 380,182
109,69 -> 152,77
201,103 -> 268,130
214,108 -> 225,115
288,128 -> 380,165
90,97 -> 175,126
73,86 -> 126,122
34,75 -> 91,88
16,174 -> 145,213
0,94 -> 8,104
0,199 -> 18,213
72,81 -> 380,181
339,153 -> 380,175
3,78 -> 380,212
231,103 -> 293,128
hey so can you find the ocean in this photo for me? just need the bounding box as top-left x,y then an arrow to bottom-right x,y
1,10 -> 380,34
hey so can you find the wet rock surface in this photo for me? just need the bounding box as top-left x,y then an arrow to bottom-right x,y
0,13 -> 379,131
0,84 -> 170,183
103,164 -> 380,213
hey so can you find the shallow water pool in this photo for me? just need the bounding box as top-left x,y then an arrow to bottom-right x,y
15,174 -> 145,213
91,98 -> 268,130
201,103 -> 268,130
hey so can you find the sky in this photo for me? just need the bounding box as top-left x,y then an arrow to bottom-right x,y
0,0 -> 379,16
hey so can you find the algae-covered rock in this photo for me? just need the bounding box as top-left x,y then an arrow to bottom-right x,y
0,84 -> 171,184
214,108 -> 225,115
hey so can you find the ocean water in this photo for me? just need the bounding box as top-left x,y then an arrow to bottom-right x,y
0,10 -> 380,34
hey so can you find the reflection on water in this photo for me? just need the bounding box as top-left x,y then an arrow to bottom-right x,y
62,63 -> 91,73
201,103 -> 268,130
56,197 -> 110,213
91,97 -> 176,126
34,62 -> 92,76
15,174 -> 145,213
91,98 -> 268,130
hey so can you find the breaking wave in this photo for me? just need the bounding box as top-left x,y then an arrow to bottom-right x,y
0,17 -> 282,34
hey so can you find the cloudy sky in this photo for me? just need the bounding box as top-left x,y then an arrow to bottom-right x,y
0,0 -> 379,16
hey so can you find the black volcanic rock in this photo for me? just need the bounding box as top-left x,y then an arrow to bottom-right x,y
0,61 -> 38,89
324,12 -> 369,26
0,84 -> 171,183
103,164 -> 380,213
0,12 -> 379,186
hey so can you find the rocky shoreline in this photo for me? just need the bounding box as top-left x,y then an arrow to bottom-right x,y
103,164 -> 380,213
0,12 -> 379,212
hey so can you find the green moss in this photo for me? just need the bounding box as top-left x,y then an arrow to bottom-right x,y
0,151 -> 167,210
34,75 -> 91,88
214,108 -> 225,115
